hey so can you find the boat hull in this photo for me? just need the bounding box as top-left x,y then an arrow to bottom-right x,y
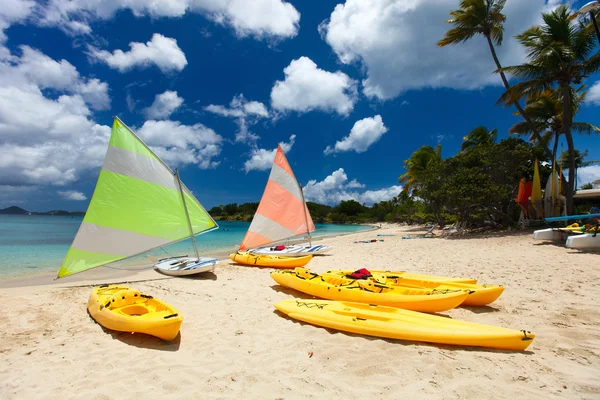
154,257 -> 217,276
275,299 -> 534,351
248,244 -> 332,257
566,234 -> 600,250
271,268 -> 469,313
229,252 -> 312,268
88,285 -> 182,341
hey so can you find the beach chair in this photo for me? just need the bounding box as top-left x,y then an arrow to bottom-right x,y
402,225 -> 437,239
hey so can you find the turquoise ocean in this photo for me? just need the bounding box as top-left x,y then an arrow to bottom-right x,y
0,215 -> 371,278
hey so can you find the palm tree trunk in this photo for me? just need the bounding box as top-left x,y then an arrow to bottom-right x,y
485,35 -> 539,139
561,83 -> 575,215
552,131 -> 559,164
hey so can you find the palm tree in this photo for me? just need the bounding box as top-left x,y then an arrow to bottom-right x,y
438,0 -> 538,138
509,88 -> 599,163
460,126 -> 498,152
498,5 -> 600,214
399,145 -> 442,193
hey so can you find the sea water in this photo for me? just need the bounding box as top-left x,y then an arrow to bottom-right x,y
0,215 -> 371,278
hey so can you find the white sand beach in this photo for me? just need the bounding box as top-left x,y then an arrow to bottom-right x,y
1,225 -> 599,399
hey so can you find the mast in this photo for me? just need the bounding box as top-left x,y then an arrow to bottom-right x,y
176,169 -> 200,260
299,182 -> 312,247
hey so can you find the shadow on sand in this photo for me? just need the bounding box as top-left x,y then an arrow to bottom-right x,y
270,284 -> 318,300
103,327 -> 182,351
459,305 -> 501,314
177,271 -> 218,281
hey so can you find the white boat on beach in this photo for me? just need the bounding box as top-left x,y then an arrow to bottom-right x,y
154,256 -> 218,276
566,234 -> 600,250
532,228 -> 572,241
248,244 -> 332,257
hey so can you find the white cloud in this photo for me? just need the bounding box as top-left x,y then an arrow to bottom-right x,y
76,78 -> 110,111
0,46 -> 112,188
205,94 -> 269,143
0,0 -> 34,43
191,0 -> 300,39
35,0 -> 299,40
144,90 -> 184,120
0,45 -> 110,111
319,0 -> 551,99
303,168 -> 402,205
271,57 -> 358,115
325,115 -> 388,155
58,190 -> 87,200
89,34 -> 187,73
587,81 -> 600,105
243,135 -> 296,172
577,165 -> 600,189
137,120 -> 223,169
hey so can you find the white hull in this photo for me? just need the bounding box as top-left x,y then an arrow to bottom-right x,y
533,228 -> 569,241
248,244 -> 332,257
154,257 -> 218,276
566,234 -> 600,250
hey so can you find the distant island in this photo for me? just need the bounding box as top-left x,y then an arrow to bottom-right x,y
0,206 -> 85,216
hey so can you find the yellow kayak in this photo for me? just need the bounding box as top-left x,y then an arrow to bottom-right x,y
88,285 -> 182,341
325,270 -> 502,306
275,299 -> 535,351
271,268 -> 469,313
229,251 -> 312,268
330,269 -> 477,284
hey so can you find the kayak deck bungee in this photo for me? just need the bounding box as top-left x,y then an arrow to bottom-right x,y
324,270 -> 503,306
229,251 -> 313,268
271,268 -> 469,313
275,299 -> 535,351
87,285 -> 182,341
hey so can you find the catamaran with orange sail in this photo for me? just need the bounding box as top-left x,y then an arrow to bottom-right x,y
229,145 -> 330,267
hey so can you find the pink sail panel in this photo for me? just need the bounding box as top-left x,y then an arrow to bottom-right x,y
240,146 -> 315,250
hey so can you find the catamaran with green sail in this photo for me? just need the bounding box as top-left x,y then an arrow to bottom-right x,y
57,117 -> 219,279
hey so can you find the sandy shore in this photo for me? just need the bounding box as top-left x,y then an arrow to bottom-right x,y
1,224 -> 599,399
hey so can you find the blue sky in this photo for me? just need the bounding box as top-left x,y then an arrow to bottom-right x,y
1,0 -> 599,212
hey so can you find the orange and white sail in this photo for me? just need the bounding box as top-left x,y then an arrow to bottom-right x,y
239,145 -> 315,251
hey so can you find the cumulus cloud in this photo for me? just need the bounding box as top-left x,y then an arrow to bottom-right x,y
89,34 -> 187,73
0,45 -> 110,111
58,190 -> 87,200
271,57 -> 358,115
205,94 -> 269,143
0,0 -> 34,44
0,45 -> 114,188
587,81 -> 600,105
137,120 -> 223,169
325,115 -> 388,155
303,168 -> 402,205
35,0 -> 299,40
319,0 -> 552,99
577,165 -> 600,189
243,135 -> 296,172
144,90 -> 184,120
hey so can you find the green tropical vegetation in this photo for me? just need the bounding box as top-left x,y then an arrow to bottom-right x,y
495,4 -> 600,214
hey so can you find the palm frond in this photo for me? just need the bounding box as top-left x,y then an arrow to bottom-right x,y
572,122 -> 600,135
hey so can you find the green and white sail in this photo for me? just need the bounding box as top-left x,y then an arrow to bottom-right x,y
58,117 -> 218,278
